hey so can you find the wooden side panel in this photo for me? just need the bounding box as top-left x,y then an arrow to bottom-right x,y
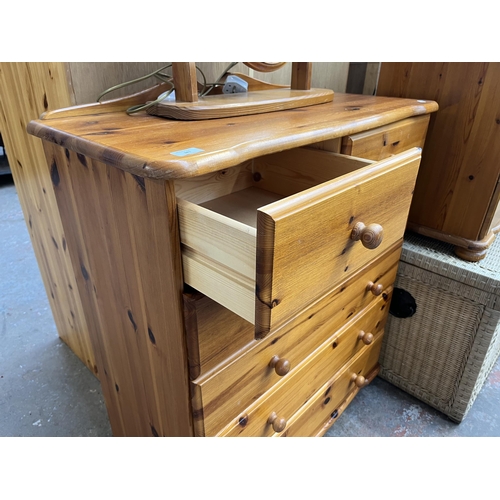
256,149 -> 420,336
178,197 -> 257,279
174,161 -> 254,204
43,143 -> 192,436
377,62 -> 500,241
0,62 -> 95,371
253,148 -> 372,197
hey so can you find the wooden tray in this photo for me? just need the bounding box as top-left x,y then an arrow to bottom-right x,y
146,87 -> 334,120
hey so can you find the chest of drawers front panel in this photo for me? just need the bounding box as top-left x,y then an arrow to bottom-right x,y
217,295 -> 389,437
177,141 -> 421,437
278,334 -> 384,437
188,245 -> 400,436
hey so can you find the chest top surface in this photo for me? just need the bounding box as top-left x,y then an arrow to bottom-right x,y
27,93 -> 437,180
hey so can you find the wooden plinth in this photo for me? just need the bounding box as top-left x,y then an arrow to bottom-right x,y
147,88 -> 334,120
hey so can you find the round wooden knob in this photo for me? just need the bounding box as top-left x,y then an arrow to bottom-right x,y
358,330 -> 374,345
366,281 -> 384,296
350,222 -> 384,249
351,373 -> 366,388
269,355 -> 291,376
268,412 -> 287,432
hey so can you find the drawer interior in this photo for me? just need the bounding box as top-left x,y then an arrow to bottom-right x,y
176,147 -> 373,207
175,148 -> 374,324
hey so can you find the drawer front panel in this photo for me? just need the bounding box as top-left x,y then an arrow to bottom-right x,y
341,115 -> 430,161
256,148 -> 420,336
192,246 -> 400,436
280,336 -> 383,437
217,299 -> 389,437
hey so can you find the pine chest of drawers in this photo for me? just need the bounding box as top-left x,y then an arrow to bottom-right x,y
27,92 -> 437,436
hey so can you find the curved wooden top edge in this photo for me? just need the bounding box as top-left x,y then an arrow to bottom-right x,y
40,82 -> 172,120
28,94 -> 438,181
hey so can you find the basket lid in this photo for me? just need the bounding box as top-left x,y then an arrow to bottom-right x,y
400,231 -> 500,296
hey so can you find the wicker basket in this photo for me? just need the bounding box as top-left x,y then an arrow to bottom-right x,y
379,231 -> 500,422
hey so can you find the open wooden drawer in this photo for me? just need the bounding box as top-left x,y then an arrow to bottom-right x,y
176,146 -> 421,337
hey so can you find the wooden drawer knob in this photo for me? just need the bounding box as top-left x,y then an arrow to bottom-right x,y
268,412 -> 287,432
358,330 -> 374,345
269,355 -> 291,376
366,281 -> 384,296
351,373 -> 366,388
351,222 -> 384,249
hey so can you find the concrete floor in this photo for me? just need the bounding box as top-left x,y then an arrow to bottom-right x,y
1,174 -> 499,437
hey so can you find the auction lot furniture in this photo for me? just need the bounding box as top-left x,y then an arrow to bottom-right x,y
27,91 -> 437,436
377,62 -> 500,262
380,232 -> 500,422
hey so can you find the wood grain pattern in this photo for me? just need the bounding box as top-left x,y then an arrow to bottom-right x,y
177,150 -> 371,324
172,63 -> 198,103
178,195 -> 258,279
10,63 -> 437,438
183,291 -> 254,380
281,358 -> 381,437
308,137 -> 342,153
41,82 -> 173,120
0,62 -> 94,372
181,245 -> 256,323
199,186 -> 283,226
147,88 -> 334,120
1,62 -> 188,375
43,143 -> 192,436
28,94 -> 437,180
174,160 -> 254,204
255,148 -> 421,336
341,115 -> 430,160
253,148 -> 372,197
191,245 -> 400,436
21,72 -> 437,436
176,147 -> 416,331
218,318 -> 386,437
377,62 -> 500,245
291,63 -> 312,90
